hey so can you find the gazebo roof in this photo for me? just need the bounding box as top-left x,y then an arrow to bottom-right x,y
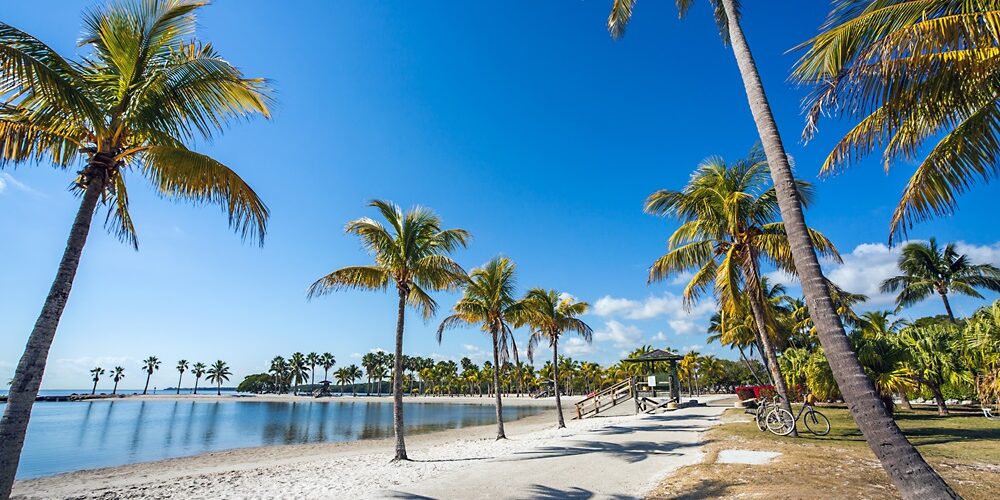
622,349 -> 683,363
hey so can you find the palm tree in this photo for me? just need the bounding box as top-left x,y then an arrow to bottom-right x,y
0,3 -> 272,493
881,238 -> 1000,321
898,323 -> 966,416
606,2 -> 954,495
857,311 -> 913,409
289,352 -> 309,395
175,360 -> 188,395
269,356 -> 289,394
361,353 -> 378,395
206,360 -> 231,396
321,353 -> 336,383
644,148 -> 839,434
438,256 -> 523,440
111,366 -> 125,395
308,200 -> 469,461
679,353 -> 699,397
89,367 -> 105,395
348,364 -> 363,396
141,356 -> 160,395
334,367 -> 350,396
191,362 -> 206,395
371,364 -> 388,397
306,352 -> 320,387
520,289 -> 593,428
793,2 -> 1000,242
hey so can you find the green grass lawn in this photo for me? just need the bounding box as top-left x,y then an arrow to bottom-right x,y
648,405 -> 999,499
729,404 -> 1000,463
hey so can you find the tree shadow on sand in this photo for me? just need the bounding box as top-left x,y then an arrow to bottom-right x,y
516,484 -> 636,499
501,439 -> 709,464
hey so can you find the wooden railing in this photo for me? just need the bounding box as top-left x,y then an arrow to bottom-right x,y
574,378 -> 633,419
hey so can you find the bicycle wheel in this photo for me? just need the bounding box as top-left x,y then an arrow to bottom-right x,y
804,409 -> 831,436
755,405 -> 768,432
766,408 -> 795,436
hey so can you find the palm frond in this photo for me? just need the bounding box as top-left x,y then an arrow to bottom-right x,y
307,266 -> 390,299
142,145 -> 269,245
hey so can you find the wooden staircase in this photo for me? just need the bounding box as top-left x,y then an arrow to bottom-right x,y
573,378 -> 634,419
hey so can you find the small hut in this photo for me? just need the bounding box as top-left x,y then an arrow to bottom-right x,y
622,349 -> 682,405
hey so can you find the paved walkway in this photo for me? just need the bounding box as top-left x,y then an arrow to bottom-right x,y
378,402 -> 729,500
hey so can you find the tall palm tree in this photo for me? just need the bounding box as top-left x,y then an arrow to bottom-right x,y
0,2 -> 272,493
141,356 -> 160,395
520,289 -> 593,428
89,367 -> 105,395
361,353 -> 378,395
347,364 -> 363,396
321,353 -> 336,383
306,352 -> 320,387
289,352 -> 309,395
438,256 -> 523,440
371,364 -> 388,397
898,323 -> 966,416
191,362 -> 206,395
881,238 -> 1000,321
308,200 -> 469,461
175,360 -> 188,395
793,1 -> 1000,242
334,367 -> 350,396
644,148 -> 840,434
607,2 -> 955,495
111,366 -> 125,395
206,360 -> 231,396
269,356 -> 289,394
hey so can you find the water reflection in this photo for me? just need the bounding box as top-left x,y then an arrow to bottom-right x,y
10,399 -> 544,480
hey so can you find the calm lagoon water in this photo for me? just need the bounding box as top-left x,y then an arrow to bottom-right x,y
6,399 -> 544,479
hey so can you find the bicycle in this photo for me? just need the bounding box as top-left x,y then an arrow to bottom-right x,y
765,394 -> 831,437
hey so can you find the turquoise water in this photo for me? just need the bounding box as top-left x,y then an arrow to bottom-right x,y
6,399 -> 543,479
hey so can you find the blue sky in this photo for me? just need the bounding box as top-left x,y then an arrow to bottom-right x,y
2,1 -> 998,390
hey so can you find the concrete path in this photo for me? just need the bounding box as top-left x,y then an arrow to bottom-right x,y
378,402 -> 729,500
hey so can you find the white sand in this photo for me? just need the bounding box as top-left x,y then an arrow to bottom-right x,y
716,449 -> 782,465
13,395 -> 733,499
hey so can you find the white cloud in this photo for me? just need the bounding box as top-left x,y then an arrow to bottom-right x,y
680,344 -> 703,353
593,320 -> 642,347
592,296 -> 638,317
461,344 -> 489,362
0,173 -> 43,197
652,331 -> 668,341
593,292 -> 713,320
771,240 -> 1000,308
667,318 -> 701,335
561,337 -> 596,357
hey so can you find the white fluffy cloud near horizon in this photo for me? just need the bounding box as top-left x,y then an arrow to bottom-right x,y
769,240 -> 1000,308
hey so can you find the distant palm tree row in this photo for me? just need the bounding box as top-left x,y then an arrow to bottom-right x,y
86,357 -> 229,396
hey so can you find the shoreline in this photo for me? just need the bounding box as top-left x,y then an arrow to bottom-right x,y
12,395 -> 591,499
13,395 -> 733,499
7,392 -> 569,407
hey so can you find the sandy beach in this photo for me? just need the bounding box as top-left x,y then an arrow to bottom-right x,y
12,394 -> 732,499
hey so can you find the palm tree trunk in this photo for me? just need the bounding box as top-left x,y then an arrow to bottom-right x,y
745,281 -> 798,437
176,372 -> 183,395
931,385 -> 949,416
939,291 -> 956,322
491,327 -> 507,440
113,381 -> 119,395
216,382 -> 221,396
718,1 -> 956,496
0,177 -> 104,499
552,339 -> 565,429
738,346 -> 765,385
392,288 -> 409,461
194,378 -> 200,395
898,390 -> 913,411
143,373 -> 151,395
91,379 -> 98,395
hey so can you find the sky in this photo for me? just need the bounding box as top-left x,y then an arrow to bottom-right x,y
2,1 -> 998,390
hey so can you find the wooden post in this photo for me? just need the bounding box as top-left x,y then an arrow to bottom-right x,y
632,377 -> 640,415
